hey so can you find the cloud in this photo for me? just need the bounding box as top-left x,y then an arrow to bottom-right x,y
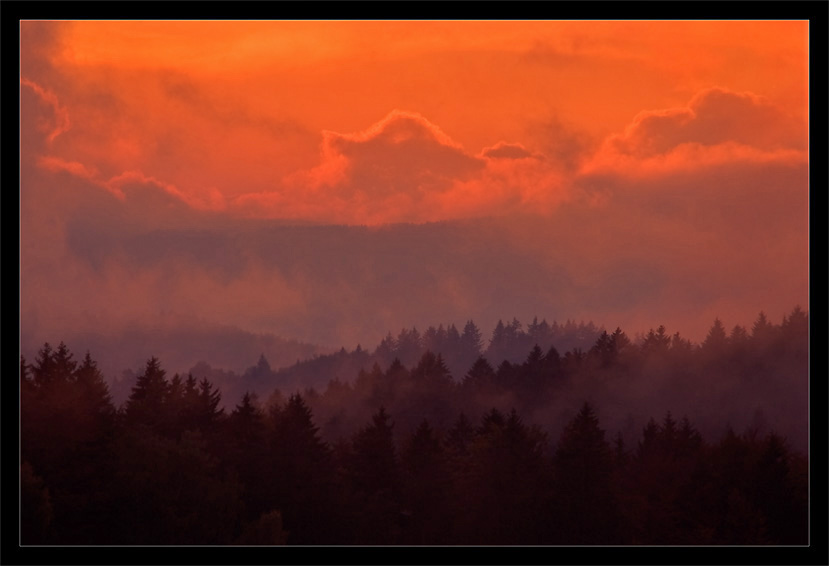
36,154 -> 227,215
38,156 -> 99,183
305,110 -> 485,197
21,79 -> 71,144
21,69 -> 226,223
238,111 -> 575,224
584,87 -> 806,177
480,142 -> 540,160
25,101 -> 574,227
21,78 -> 72,164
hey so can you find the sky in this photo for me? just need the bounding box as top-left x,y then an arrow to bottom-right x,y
20,20 -> 809,374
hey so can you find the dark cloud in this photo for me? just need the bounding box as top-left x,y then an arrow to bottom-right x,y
531,116 -> 597,171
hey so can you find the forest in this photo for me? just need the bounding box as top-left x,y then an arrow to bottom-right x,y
20,307 -> 809,545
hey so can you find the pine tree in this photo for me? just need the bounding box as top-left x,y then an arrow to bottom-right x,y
751,311 -> 777,353
196,377 -> 224,431
462,356 -> 496,390
411,351 -> 452,385
124,357 -> 169,431
73,352 -> 116,436
400,419 -> 450,544
347,406 -> 401,544
268,393 -> 337,543
590,331 -> 613,367
31,343 -> 55,388
461,320 -> 483,358
610,327 -> 632,353
780,305 -> 808,356
374,332 -> 397,365
702,318 -> 728,356
542,345 -> 562,377
552,402 -> 619,543
51,342 -> 78,384
465,408 -> 548,543
486,319 -> 507,364
350,406 -> 398,495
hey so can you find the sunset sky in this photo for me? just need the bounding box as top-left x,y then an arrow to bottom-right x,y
21,21 -> 809,375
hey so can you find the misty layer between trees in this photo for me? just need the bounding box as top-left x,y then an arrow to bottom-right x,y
20,307 -> 808,545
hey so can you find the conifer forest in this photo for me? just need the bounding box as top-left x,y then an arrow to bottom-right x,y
21,309 -> 808,545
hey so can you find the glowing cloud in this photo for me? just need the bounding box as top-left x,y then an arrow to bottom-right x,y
21,78 -> 71,144
584,87 -> 807,177
311,110 -> 485,196
234,111 -> 572,224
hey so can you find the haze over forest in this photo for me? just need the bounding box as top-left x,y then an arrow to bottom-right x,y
18,20 -> 811,547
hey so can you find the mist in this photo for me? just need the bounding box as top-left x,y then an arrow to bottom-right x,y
18,19 -> 811,549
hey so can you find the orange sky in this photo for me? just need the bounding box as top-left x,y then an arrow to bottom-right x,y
20,20 -> 810,355
22,20 -> 808,224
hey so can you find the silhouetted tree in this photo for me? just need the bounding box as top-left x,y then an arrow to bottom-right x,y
551,402 -> 619,544
589,331 -> 614,367
460,320 -> 484,360
465,408 -> 548,544
462,356 -> 496,392
124,357 -> 169,432
349,406 -> 398,495
30,343 -> 54,387
411,350 -> 452,385
347,406 -> 401,543
400,419 -> 451,544
627,413 -> 709,544
641,325 -> 671,357
374,332 -> 397,366
780,305 -> 808,357
221,392 -> 269,522
268,393 -> 340,543
195,377 -> 224,432
396,327 -> 422,368
73,352 -> 116,429
702,318 -> 728,358
486,319 -> 508,364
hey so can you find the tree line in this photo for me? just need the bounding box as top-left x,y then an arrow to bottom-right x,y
197,317 -> 604,407
20,307 -> 808,545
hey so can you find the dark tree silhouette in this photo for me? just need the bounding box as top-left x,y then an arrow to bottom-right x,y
400,419 -> 451,544
19,306 -> 807,546
267,393 -> 341,544
462,356 -> 496,392
346,406 -> 402,543
124,357 -> 169,432
551,402 -> 619,544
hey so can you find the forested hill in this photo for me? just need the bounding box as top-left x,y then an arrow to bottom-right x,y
179,308 -> 808,455
25,306 -> 809,452
20,306 -> 809,545
273,317 -> 602,391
